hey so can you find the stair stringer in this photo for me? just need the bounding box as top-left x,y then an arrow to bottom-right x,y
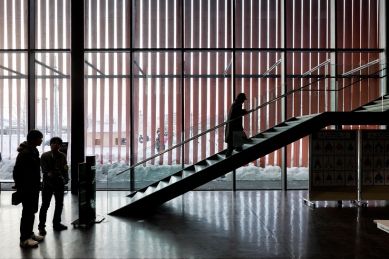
109,110 -> 388,215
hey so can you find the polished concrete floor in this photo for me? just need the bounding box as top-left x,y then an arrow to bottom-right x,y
1,190 -> 389,259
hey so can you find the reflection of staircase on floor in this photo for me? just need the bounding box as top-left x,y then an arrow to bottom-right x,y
109,94 -> 389,215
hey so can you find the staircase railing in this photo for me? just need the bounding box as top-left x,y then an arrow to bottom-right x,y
116,59 -> 387,174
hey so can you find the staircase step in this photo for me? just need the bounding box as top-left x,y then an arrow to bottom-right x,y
205,159 -> 220,166
144,186 -> 156,196
194,163 -> 209,172
249,138 -> 266,144
356,104 -> 389,112
273,125 -> 294,131
155,180 -> 169,191
182,169 -> 195,178
297,113 -> 320,119
169,175 -> 181,184
217,153 -> 228,159
130,191 -> 144,203
262,131 -> 280,137
363,103 -> 389,108
128,191 -> 138,198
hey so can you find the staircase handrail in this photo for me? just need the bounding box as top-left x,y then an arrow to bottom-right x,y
117,60 -> 387,175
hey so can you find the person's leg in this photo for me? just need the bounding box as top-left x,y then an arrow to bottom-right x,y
235,142 -> 244,151
38,183 -> 54,231
20,190 -> 39,242
225,139 -> 234,157
52,186 -> 65,227
235,131 -> 247,151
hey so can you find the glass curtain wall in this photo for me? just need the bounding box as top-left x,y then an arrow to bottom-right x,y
0,0 -> 71,162
0,0 -> 385,191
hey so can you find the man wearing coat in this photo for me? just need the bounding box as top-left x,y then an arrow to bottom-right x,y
225,93 -> 249,157
13,129 -> 45,247
38,137 -> 69,235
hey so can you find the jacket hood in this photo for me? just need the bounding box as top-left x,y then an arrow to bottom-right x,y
17,141 -> 33,154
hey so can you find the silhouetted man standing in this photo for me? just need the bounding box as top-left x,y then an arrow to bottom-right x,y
13,129 -> 45,247
38,137 -> 69,235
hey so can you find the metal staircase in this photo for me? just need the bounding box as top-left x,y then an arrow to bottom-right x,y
109,94 -> 389,215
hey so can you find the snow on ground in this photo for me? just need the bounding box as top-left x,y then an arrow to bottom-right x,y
0,134 -> 308,182
0,158 -> 308,182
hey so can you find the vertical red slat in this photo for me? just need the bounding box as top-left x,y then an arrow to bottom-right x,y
140,56 -> 147,165
216,0 -> 226,152
351,1 -> 361,119
184,71 -> 191,164
99,0 -> 106,162
14,0 -> 22,139
1,0 -> 6,46
300,60 -> 310,167
141,2 -> 153,164
49,1 -> 55,138
58,77 -> 63,139
273,4 -> 281,166
191,73 -> 199,163
85,0 -> 90,48
285,54 -> 294,167
258,0 -> 269,167
242,1 -> 250,138
369,0 -> 378,49
49,0 -> 55,49
294,0 -> 301,49
65,0 -> 70,48
235,0 -> 242,48
124,1 -> 131,163
83,0 -> 90,150
90,56 -> 97,156
259,67 -> 267,168
360,0 -> 369,61
175,80 -> 182,165
15,0 -> 21,49
319,0 -> 328,49
250,1 -> 259,165
200,2 -> 208,161
8,81 -> 13,155
89,1 -> 97,156
159,3 -> 166,164
267,1 -> 279,166
49,54 -> 54,139
0,1 -> 4,153
149,3 -> 158,164
184,0 -> 192,49
217,53 -> 225,152
166,0 -> 175,164
183,2 -> 191,165
191,1 -> 199,163
132,1 -> 141,163
108,0 -> 115,162
285,0 -> 293,48
341,2 -> 353,124
116,1 -> 124,162
208,1 -> 217,156
150,2 -> 158,164
66,54 -> 71,153
117,55 -> 123,162
301,0 -> 310,49
38,1 -> 46,135
174,0 -> 182,165
311,1 -> 318,49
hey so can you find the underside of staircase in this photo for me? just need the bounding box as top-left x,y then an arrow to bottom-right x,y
109,95 -> 389,215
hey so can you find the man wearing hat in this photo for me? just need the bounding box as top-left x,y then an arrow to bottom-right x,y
225,93 -> 249,157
